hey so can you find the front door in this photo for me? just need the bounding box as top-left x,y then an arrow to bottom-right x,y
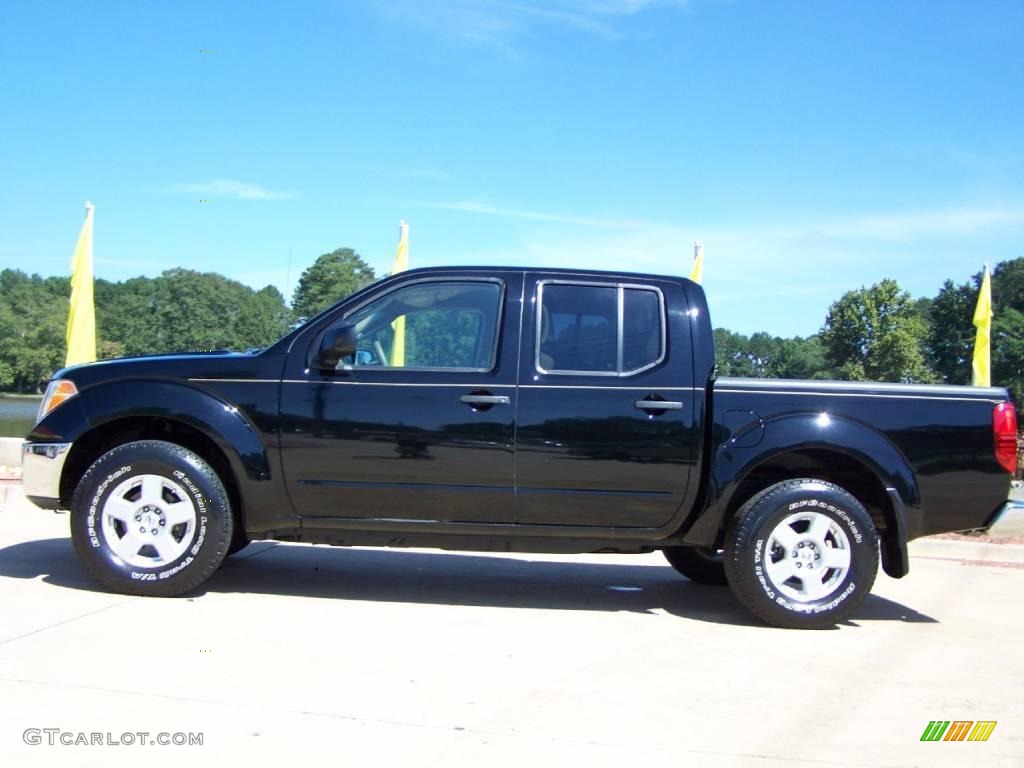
280,273 -> 521,524
514,274 -> 697,528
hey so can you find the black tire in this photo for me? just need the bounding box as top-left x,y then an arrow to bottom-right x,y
662,546 -> 728,585
724,478 -> 879,629
70,440 -> 233,596
226,526 -> 251,557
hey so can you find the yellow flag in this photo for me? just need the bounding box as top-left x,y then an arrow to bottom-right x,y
690,241 -> 704,284
389,220 -> 409,367
972,264 -> 992,387
65,202 -> 96,367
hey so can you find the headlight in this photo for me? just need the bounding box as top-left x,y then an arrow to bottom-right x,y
37,380 -> 79,423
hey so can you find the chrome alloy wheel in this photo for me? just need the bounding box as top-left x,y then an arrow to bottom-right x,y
763,511 -> 852,603
100,474 -> 197,568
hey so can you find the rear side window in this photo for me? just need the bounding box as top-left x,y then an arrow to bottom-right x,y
623,288 -> 661,371
537,282 -> 665,376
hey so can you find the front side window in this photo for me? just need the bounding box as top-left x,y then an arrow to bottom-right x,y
537,282 -> 664,376
339,281 -> 502,370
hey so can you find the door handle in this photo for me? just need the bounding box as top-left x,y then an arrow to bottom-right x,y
460,394 -> 511,406
634,399 -> 683,411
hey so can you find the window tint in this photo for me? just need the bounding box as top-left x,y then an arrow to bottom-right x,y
340,281 -> 502,370
537,282 -> 664,375
539,285 -> 617,372
623,288 -> 661,371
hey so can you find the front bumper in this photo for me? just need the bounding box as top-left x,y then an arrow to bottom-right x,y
22,442 -> 72,509
986,499 -> 1024,539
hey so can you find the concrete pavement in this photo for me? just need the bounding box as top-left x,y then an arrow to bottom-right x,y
1,485 -> 1022,767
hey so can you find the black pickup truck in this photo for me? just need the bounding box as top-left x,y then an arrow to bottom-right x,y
22,267 -> 1019,628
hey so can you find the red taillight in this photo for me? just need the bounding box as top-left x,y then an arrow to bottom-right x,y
993,401 -> 1019,474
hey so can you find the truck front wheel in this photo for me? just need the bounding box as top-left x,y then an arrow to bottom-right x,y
70,440 -> 233,596
724,478 -> 879,629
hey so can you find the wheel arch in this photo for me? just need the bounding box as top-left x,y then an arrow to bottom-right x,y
54,381 -> 272,536
60,415 -> 245,535
684,413 -> 919,578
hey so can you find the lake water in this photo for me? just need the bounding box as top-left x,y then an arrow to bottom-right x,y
0,396 -> 41,438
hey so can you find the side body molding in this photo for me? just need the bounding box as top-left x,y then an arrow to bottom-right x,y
683,412 -> 921,557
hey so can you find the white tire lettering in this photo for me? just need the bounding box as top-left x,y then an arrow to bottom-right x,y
88,465 -> 133,549
86,456 -> 220,583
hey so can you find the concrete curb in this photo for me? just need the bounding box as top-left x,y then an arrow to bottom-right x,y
910,537 -> 1024,564
0,437 -> 22,470
987,501 -> 1024,537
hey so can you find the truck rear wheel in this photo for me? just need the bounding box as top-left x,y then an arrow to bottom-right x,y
226,526 -> 251,556
724,478 -> 878,629
70,440 -> 233,596
662,546 -> 728,584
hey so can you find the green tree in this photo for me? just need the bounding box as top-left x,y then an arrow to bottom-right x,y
237,285 -> 290,350
745,332 -> 781,377
821,278 -> 936,383
991,259 -> 1024,406
925,278 -> 974,385
96,270 -> 289,356
152,269 -> 246,350
714,329 -> 773,377
768,335 -> 832,380
0,269 -> 68,391
713,328 -> 757,377
291,248 -> 375,323
992,257 -> 1024,310
0,265 -> 286,391
713,329 -> 820,379
922,258 -> 1024,406
0,299 -> 18,388
993,308 -> 1024,408
97,275 -> 165,356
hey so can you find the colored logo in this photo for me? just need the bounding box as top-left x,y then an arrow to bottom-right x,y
921,721 -> 997,742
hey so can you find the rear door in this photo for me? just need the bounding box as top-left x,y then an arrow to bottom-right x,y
515,274 -> 697,528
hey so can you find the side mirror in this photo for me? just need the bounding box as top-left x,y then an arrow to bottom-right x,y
316,324 -> 357,372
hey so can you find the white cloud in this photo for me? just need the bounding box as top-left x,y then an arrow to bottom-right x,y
427,196 -> 1024,244
421,198 -> 1024,335
812,206 -> 1024,241
171,179 -> 294,201
384,168 -> 455,181
377,0 -> 688,51
566,1 -> 689,14
418,199 -> 645,228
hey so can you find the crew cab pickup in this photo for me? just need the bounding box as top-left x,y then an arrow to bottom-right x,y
22,267 -> 1019,628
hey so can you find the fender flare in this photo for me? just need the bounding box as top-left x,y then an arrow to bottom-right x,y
37,380 -> 272,496
684,411 -> 918,576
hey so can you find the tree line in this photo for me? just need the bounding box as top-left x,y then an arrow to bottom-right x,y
1,248 -> 1020,410
717,257 -> 1023,408
0,247 -> 375,392
0,268 -> 291,391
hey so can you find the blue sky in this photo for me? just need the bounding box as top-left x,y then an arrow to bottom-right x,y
1,0 -> 1022,337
